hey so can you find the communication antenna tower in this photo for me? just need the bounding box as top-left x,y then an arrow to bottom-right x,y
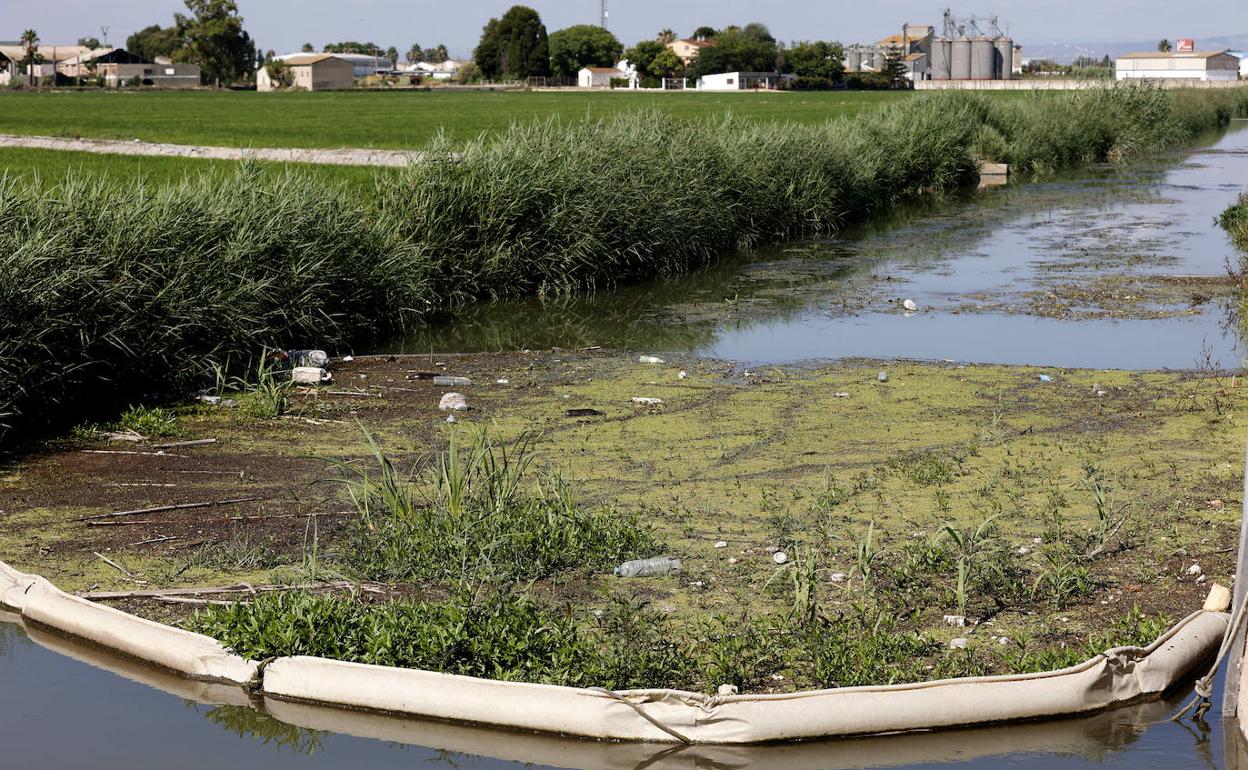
600,0 -> 609,29
100,25 -> 110,46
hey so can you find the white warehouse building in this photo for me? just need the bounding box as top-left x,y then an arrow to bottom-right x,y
1115,51 -> 1240,82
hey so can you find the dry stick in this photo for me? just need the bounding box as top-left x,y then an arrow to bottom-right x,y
81,580 -> 374,600
76,496 -> 264,522
325,390 -> 383,398
151,438 -> 218,449
93,552 -> 147,585
152,596 -> 246,607
86,511 -> 344,527
129,535 -> 178,547
82,450 -> 186,457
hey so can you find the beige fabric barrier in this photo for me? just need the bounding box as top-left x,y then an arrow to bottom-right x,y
0,558 -> 1229,745
19,579 -> 257,685
0,561 -> 39,612
263,609 -> 1226,744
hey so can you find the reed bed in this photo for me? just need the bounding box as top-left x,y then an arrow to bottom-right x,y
3,86 -> 1246,440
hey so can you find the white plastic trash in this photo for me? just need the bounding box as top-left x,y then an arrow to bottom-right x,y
631,397 -> 664,406
902,299 -> 918,311
433,376 -> 472,387
292,367 -> 331,385
772,551 -> 789,565
638,356 -> 665,364
439,393 -> 469,411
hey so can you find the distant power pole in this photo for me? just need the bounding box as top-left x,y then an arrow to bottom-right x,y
100,26 -> 110,46
600,0 -> 608,29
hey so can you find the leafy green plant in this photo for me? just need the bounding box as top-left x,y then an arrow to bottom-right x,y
116,405 -> 181,438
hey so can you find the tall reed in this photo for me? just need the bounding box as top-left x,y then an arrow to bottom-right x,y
2,86 -> 1246,440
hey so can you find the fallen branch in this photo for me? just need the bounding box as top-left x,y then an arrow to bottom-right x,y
129,535 -> 178,547
80,580 -> 379,601
85,511 -> 344,527
325,390 -> 383,398
76,496 -> 264,522
151,438 -> 217,449
152,596 -> 246,607
82,450 -> 185,457
93,552 -> 147,585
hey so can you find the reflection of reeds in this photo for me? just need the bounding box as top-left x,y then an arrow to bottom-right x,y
3,86 -> 1246,440
1221,193 -> 1248,253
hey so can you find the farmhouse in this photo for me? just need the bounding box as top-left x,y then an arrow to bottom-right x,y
578,67 -> 621,88
259,54 -> 355,91
0,44 -> 92,85
666,38 -> 713,65
1115,51 -> 1240,82
696,71 -> 788,91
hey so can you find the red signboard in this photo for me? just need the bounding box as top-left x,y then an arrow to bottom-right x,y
1176,38 -> 1195,52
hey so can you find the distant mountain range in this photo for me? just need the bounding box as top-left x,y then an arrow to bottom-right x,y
1021,33 -> 1248,63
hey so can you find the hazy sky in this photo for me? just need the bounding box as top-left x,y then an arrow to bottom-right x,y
10,0 -> 1247,57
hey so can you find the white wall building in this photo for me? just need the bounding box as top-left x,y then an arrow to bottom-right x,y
277,52 -> 390,78
577,60 -> 637,89
696,71 -> 788,91
1115,51 -> 1240,81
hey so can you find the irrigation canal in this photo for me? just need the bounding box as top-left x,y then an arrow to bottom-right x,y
4,123 -> 1248,768
399,121 -> 1248,372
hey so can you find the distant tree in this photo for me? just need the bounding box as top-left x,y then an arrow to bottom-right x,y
691,26 -> 717,41
385,45 -> 398,65
174,0 -> 256,85
625,38 -> 665,79
264,59 -> 293,88
549,24 -> 622,76
882,45 -> 907,88
323,41 -> 381,54
424,44 -> 449,62
406,43 -> 422,63
457,60 -> 481,83
473,6 -> 550,80
301,42 -> 314,53
740,23 -> 775,44
650,47 -> 684,79
656,28 -> 676,44
127,24 -> 180,62
20,29 -> 39,86
779,40 -> 844,83
1158,39 -> 1172,52
687,25 -> 778,77
78,36 -> 102,49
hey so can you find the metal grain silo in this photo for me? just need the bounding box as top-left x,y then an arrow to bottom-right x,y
995,37 -> 1013,79
971,36 -> 995,79
930,39 -> 952,79
847,48 -> 862,72
950,37 -> 972,79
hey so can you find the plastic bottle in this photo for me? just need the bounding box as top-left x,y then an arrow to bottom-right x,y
433,376 -> 472,386
614,557 -> 681,577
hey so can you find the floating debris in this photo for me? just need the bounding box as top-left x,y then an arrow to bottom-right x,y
438,393 -> 469,411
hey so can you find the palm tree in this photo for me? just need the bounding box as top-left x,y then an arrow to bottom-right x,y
1158,39 -> 1172,53
20,29 -> 38,86
656,28 -> 676,44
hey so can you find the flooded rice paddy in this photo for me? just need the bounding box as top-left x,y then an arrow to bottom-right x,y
5,124 -> 1248,768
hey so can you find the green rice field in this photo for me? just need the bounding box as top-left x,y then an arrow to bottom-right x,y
0,89 -> 913,150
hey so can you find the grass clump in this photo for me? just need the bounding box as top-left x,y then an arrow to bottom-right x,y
115,405 -> 181,438
1220,193 -> 1248,253
337,428 -> 659,584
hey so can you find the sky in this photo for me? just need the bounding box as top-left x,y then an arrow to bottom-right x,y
8,0 -> 1247,58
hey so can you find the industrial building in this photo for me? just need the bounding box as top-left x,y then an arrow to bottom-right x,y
696,71 -> 790,91
0,44 -> 200,88
1115,51 -> 1241,82
846,10 -> 1016,82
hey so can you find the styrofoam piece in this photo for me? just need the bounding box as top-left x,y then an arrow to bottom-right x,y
262,610 -> 1226,744
19,579 -> 257,684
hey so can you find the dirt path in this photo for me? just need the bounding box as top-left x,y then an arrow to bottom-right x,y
0,133 -> 427,167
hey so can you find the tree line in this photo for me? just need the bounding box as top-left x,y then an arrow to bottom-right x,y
472,5 -> 847,88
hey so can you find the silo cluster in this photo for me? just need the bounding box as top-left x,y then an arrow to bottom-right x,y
931,33 -> 1013,80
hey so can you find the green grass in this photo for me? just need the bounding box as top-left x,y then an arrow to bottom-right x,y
0,90 -> 913,150
1221,193 -> 1248,252
0,147 -> 384,189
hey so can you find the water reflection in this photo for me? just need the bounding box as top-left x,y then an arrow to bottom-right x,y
0,612 -> 1234,769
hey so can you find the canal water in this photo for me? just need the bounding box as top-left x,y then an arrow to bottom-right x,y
0,612 -> 1239,769
396,122 -> 1248,371
5,125 -> 1248,768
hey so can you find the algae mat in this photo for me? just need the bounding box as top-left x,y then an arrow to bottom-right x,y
0,351 -> 1241,648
